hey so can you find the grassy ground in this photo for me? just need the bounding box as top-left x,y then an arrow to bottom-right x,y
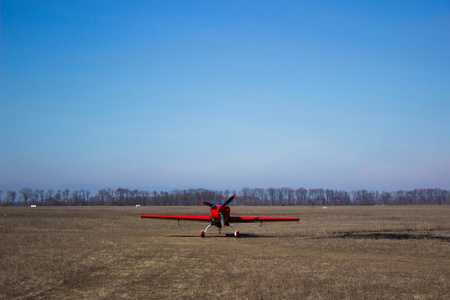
1,206 -> 449,299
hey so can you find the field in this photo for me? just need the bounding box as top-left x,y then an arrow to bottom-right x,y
1,206 -> 449,299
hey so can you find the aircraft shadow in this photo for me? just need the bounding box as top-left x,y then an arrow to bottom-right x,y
168,233 -> 278,238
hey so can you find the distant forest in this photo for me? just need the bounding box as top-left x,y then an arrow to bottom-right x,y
1,187 -> 449,206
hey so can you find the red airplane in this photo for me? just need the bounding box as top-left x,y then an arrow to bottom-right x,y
140,194 -> 300,237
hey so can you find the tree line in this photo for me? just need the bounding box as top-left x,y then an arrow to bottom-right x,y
0,187 -> 449,207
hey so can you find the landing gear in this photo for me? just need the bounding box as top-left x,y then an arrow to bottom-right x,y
200,224 -> 240,238
229,224 -> 240,238
200,223 -> 240,237
200,224 -> 213,237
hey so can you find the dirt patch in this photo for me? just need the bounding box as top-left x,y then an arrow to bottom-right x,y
337,231 -> 450,241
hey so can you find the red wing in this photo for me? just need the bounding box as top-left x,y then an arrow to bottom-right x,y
229,216 -> 299,222
140,215 -> 211,221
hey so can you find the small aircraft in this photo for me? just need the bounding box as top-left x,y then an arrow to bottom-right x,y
140,194 -> 300,237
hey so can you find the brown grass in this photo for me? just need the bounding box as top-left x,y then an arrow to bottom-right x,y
1,206 -> 449,299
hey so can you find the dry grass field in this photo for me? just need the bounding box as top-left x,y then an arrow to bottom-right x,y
1,205 -> 449,299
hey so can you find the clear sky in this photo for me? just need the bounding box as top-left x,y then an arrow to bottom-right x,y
1,0 -> 449,192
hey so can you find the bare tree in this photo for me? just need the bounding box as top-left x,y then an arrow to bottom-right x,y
6,191 -> 16,206
19,188 -> 33,206
295,188 -> 307,206
54,190 -> 62,206
309,189 -> 325,205
62,189 -> 70,205
30,189 -> 40,205
255,188 -> 267,205
45,189 -> 54,206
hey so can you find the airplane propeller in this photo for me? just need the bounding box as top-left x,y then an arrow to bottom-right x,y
220,212 -> 226,229
201,194 -> 235,208
224,194 -> 236,206
201,194 -> 236,229
202,202 -> 228,228
201,201 -> 216,208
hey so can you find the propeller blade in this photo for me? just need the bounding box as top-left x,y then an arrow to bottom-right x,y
201,201 -> 215,208
224,194 -> 236,206
220,212 -> 226,229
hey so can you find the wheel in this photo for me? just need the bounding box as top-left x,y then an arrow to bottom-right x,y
200,230 -> 205,237
234,230 -> 240,237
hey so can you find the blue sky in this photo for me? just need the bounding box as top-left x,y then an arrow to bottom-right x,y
1,0 -> 449,192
